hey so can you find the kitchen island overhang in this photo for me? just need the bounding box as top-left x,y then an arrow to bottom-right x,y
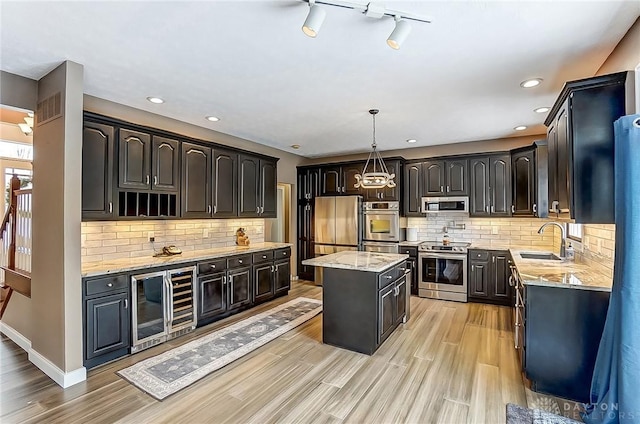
303,251 -> 410,355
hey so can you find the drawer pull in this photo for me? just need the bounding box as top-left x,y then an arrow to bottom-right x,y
283,252 -> 287,256
239,259 -> 243,264
211,265 -> 216,269
386,275 -> 393,279
107,283 -> 113,287
263,255 -> 267,259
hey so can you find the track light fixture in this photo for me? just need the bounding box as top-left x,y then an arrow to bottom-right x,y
299,0 -> 431,49
302,0 -> 326,38
387,16 -> 411,50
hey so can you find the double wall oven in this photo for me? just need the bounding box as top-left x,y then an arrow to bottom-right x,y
362,201 -> 404,253
418,242 -> 469,302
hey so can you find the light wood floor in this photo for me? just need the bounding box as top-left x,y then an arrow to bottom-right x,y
1,281 -> 527,423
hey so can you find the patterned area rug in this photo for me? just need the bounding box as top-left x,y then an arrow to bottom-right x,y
507,404 -> 583,424
118,297 -> 322,400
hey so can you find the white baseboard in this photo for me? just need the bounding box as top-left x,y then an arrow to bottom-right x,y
28,349 -> 86,388
1,321 -> 86,388
0,321 -> 32,352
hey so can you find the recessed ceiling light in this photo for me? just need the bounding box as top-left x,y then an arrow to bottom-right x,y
291,144 -> 301,149
206,116 -> 220,122
520,78 -> 543,88
146,97 -> 164,104
406,139 -> 417,143
534,107 -> 550,113
514,126 -> 527,131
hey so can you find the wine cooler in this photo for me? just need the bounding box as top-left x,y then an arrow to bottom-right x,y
131,266 -> 197,353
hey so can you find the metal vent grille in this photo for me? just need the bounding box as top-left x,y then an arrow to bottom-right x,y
36,92 -> 62,126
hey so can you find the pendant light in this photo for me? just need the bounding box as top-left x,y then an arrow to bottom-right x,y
354,109 -> 396,189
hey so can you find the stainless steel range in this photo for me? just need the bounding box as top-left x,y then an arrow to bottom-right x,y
418,241 -> 470,302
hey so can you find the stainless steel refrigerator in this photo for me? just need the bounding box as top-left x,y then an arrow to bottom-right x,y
313,196 -> 362,283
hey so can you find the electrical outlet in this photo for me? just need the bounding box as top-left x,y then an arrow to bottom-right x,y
203,229 -> 209,238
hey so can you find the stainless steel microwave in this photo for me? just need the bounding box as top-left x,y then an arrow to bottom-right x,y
421,196 -> 469,214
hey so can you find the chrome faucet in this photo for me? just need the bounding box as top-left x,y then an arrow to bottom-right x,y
537,222 -> 567,258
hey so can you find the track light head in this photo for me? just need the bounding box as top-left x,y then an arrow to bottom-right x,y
302,3 -> 326,38
387,17 -> 411,50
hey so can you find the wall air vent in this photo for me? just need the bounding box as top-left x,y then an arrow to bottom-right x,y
35,92 -> 62,126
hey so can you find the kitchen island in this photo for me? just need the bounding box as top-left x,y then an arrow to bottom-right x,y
302,251 -> 409,355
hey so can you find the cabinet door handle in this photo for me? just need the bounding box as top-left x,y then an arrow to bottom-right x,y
145,175 -> 150,185
492,256 -> 495,263
124,299 -> 128,309
223,276 -> 227,285
213,205 -> 217,214
511,205 -> 515,213
440,185 -> 444,193
271,265 -> 275,272
447,185 -> 450,193
491,205 -> 495,213
208,205 -> 212,214
108,202 -> 113,213
485,206 -> 489,213
153,176 -> 158,186
261,206 -> 264,214
471,265 -> 475,271
533,203 -> 537,214
256,206 -> 260,214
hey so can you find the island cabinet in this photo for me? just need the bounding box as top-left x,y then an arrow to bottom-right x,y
321,260 -> 408,355
82,274 -> 130,369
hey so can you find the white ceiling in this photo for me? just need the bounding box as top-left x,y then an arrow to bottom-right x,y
1,1 -> 638,158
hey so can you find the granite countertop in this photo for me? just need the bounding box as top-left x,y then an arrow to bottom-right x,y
81,242 -> 292,278
302,251 -> 409,273
510,248 -> 613,292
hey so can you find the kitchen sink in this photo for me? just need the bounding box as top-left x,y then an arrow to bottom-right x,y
519,252 -> 562,261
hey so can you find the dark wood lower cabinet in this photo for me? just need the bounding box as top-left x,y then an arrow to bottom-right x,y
198,271 -> 226,320
274,259 -> 291,295
468,249 -> 513,306
253,263 -> 274,303
228,266 -> 251,309
377,283 -> 396,344
83,275 -> 130,369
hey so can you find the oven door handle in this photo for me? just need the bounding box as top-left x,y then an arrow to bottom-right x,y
419,252 -> 466,261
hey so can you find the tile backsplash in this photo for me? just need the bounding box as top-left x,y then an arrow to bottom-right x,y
406,214 -> 557,249
575,224 -> 616,279
81,219 -> 265,263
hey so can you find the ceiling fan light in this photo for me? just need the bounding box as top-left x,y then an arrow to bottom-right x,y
18,123 -> 32,135
387,18 -> 411,50
302,4 -> 326,38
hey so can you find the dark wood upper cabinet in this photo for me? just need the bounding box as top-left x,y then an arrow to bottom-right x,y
151,136 -> 180,192
212,150 -> 238,217
321,166 -> 343,196
238,154 -> 260,217
403,162 -> 423,217
423,160 -> 445,196
470,155 -> 511,217
489,154 -> 511,216
82,122 -> 115,219
544,71 -> 629,223
298,167 -> 320,201
469,157 -> 490,216
512,147 -> 536,216
181,142 -> 211,218
260,159 -> 277,218
446,159 -> 468,195
364,159 -> 400,201
118,129 -> 151,190
342,163 -> 363,196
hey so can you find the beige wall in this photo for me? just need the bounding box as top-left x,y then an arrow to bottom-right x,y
300,134 -> 543,165
30,61 -> 84,372
0,71 -> 38,112
83,95 -> 303,275
81,219 -> 265,263
596,17 -> 640,76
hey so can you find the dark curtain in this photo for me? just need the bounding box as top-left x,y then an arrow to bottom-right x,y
584,115 -> 640,423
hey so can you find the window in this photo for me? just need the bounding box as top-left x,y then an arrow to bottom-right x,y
0,141 -> 33,161
567,223 -> 583,241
